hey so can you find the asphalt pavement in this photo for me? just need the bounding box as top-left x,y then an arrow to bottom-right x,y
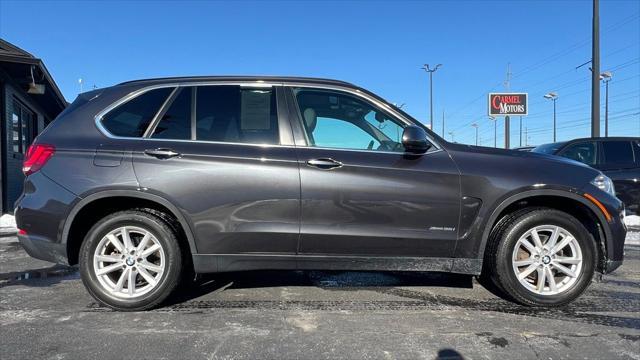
1,232 -> 639,360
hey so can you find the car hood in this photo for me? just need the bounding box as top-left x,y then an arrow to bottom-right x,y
446,143 -> 592,169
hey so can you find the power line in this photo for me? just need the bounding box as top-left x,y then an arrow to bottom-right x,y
447,14 -> 639,135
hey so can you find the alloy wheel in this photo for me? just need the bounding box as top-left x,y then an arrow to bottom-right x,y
511,225 -> 583,296
92,226 -> 166,298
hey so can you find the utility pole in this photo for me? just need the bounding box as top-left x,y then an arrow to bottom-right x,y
519,116 -> 523,147
591,0 -> 601,137
421,64 -> 442,130
504,63 -> 512,149
472,123 -> 479,146
601,71 -> 612,137
442,110 -> 445,138
544,92 -> 559,142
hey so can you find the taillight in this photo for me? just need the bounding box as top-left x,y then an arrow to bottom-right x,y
22,144 -> 55,176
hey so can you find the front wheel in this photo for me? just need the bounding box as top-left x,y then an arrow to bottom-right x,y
79,210 -> 183,311
486,208 -> 597,307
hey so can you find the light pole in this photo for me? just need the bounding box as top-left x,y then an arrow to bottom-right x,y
544,92 -> 559,142
601,71 -> 612,137
489,116 -> 497,148
591,0 -> 601,138
421,63 -> 442,130
472,123 -> 479,146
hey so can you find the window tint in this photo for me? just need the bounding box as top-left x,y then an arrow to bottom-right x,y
196,86 -> 279,144
559,142 -> 597,166
151,87 -> 192,140
314,117 -> 381,149
294,88 -> 406,152
364,110 -> 404,143
102,87 -> 173,137
601,140 -> 635,166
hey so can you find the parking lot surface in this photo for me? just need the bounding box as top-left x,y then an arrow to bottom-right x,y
1,232 -> 639,360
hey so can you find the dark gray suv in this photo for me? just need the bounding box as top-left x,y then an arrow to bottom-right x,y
15,76 -> 627,310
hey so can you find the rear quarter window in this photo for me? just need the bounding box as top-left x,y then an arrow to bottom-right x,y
101,87 -> 174,137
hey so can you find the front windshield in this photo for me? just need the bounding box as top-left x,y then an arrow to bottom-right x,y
532,142 -> 566,154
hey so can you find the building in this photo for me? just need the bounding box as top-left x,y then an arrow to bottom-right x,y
0,39 -> 67,214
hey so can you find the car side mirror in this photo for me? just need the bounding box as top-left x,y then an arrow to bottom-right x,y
402,125 -> 431,154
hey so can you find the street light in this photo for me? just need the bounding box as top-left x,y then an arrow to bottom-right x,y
489,115 -> 497,148
601,71 -> 612,137
448,131 -> 455,142
472,123 -> 479,146
421,63 -> 442,130
544,92 -> 559,142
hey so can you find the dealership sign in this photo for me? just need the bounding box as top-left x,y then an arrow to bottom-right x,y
488,93 -> 528,116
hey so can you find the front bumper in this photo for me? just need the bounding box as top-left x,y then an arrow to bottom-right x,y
581,184 -> 627,274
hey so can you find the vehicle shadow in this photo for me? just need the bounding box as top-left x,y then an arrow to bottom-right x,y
165,269 -> 474,306
154,269 -> 640,331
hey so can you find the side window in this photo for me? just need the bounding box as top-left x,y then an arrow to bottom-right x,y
151,87 -> 192,140
195,86 -> 279,144
294,88 -> 406,152
11,98 -> 37,154
101,87 -> 174,137
601,140 -> 635,167
559,142 -> 597,166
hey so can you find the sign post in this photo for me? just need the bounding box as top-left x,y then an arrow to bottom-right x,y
488,93 -> 528,149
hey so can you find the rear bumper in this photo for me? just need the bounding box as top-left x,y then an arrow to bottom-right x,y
18,233 -> 69,265
14,171 -> 78,265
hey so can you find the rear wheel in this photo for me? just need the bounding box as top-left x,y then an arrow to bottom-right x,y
486,208 -> 596,307
79,210 -> 183,311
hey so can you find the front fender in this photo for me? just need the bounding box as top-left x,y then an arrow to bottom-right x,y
455,188 -> 615,266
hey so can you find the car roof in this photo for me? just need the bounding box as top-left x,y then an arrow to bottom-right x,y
537,137 -> 639,147
117,75 -> 358,88
567,137 -> 639,141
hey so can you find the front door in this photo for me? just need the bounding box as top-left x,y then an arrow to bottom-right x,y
130,84 -> 300,255
287,87 -> 461,258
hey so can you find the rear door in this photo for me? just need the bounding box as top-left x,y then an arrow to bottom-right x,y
596,139 -> 640,216
286,86 -> 461,259
130,84 -> 301,255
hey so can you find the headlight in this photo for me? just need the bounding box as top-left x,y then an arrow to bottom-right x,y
591,174 -> 616,196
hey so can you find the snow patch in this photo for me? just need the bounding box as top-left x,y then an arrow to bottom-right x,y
624,215 -> 640,227
626,230 -> 640,246
0,214 -> 16,228
0,214 -> 17,235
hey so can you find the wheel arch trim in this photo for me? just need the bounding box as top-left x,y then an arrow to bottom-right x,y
61,190 -> 198,254
477,189 -> 613,262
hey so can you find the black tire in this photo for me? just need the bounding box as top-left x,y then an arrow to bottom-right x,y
79,210 -> 183,311
484,208 -> 596,307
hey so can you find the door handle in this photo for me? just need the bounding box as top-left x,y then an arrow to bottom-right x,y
306,158 -> 343,170
144,148 -> 181,159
